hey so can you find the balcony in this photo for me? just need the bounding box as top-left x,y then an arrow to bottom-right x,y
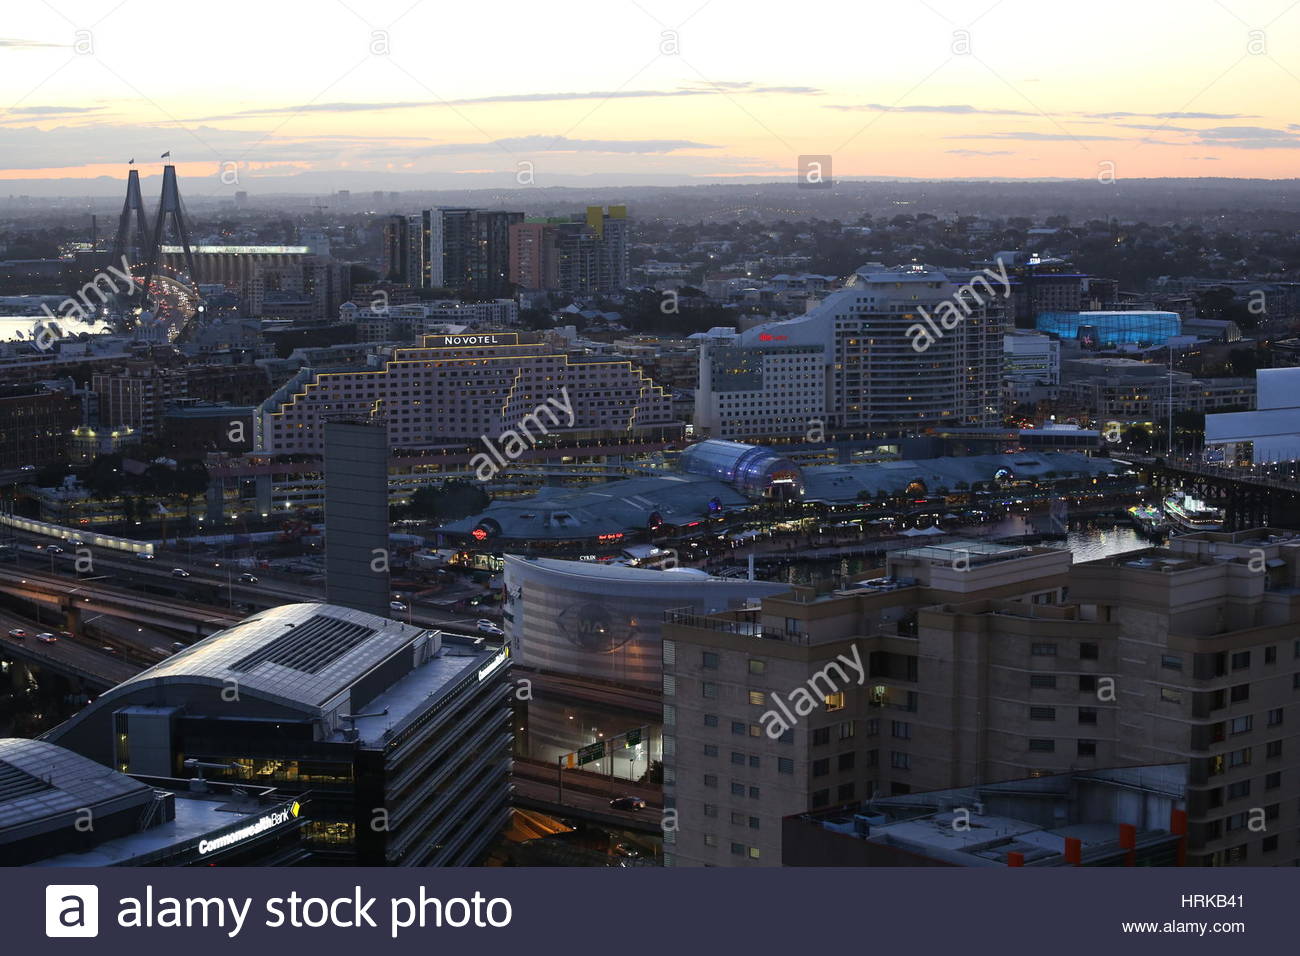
663,607 -> 813,645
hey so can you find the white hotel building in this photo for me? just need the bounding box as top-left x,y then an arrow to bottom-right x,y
257,331 -> 676,454
694,264 -> 1005,442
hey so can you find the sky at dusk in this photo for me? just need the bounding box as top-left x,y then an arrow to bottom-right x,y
3,0 -> 1300,190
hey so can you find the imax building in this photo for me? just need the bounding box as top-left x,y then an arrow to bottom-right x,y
695,264 -> 1005,443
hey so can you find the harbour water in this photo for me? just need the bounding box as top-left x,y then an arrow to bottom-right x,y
0,315 -> 111,341
775,513 -> 1160,586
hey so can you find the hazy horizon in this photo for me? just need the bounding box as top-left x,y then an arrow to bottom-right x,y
4,0 -> 1300,198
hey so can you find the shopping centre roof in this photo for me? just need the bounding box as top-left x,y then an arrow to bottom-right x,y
802,452 -> 1121,504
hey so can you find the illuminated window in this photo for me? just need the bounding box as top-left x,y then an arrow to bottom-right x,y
824,692 -> 845,712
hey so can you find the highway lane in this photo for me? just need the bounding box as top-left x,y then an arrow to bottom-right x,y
0,565 -> 242,646
0,606 -> 141,687
6,539 -> 498,640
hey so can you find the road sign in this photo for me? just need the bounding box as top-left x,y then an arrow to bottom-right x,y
577,741 -> 605,765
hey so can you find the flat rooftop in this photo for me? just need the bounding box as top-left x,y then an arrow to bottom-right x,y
893,539 -> 1035,566
326,639 -> 500,747
31,787 -> 291,867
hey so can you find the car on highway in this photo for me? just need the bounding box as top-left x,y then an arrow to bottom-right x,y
609,796 -> 646,811
57,630 -> 73,639
171,568 -> 191,578
476,619 -> 504,636
238,572 -> 259,584
135,551 -> 156,561
45,544 -> 65,555
35,633 -> 57,643
390,601 -> 408,613
6,628 -> 26,640
100,646 -> 117,655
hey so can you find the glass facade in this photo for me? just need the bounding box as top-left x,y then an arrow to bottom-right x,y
679,440 -> 805,497
1036,310 -> 1180,346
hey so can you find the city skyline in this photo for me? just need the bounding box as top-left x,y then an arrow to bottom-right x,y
3,0 -> 1300,192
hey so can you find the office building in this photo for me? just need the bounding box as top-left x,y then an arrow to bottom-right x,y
342,299 -> 518,343
246,255 -> 350,320
694,263 -> 1004,442
1004,330 -> 1060,403
257,331 -> 675,455
44,602 -> 514,865
0,383 -> 80,470
324,418 -> 391,619
503,555 -> 788,691
1060,357 -> 1254,422
93,362 -> 269,438
1206,367 -> 1300,464
664,529 -> 1300,868
1,737 -> 309,867
1003,257 -> 1087,329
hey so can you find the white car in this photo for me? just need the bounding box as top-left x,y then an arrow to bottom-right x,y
476,619 -> 504,636
171,568 -> 191,578
135,551 -> 156,561
36,633 -> 57,643
390,601 -> 408,613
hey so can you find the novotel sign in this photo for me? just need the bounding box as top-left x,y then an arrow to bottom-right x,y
428,334 -> 515,347
196,801 -> 300,856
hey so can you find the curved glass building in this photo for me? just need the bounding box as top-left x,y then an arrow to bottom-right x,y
1036,310 -> 1180,346
679,439 -> 804,498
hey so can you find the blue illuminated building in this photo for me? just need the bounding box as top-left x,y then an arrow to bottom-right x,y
1036,310 -> 1180,346
679,440 -> 804,498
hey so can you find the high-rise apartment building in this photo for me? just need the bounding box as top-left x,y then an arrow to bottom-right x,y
381,214 -> 418,285
694,263 -> 1005,443
426,208 -> 522,299
662,539 -> 1068,867
663,530 -> 1300,868
508,221 -> 558,291
507,207 -> 629,295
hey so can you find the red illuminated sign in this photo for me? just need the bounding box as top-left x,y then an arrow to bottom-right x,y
758,332 -> 788,342
598,533 -> 624,542
471,527 -> 489,541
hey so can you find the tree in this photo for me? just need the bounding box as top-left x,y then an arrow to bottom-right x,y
1126,425 -> 1151,449
81,454 -> 125,501
172,460 -> 210,524
402,480 -> 490,524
